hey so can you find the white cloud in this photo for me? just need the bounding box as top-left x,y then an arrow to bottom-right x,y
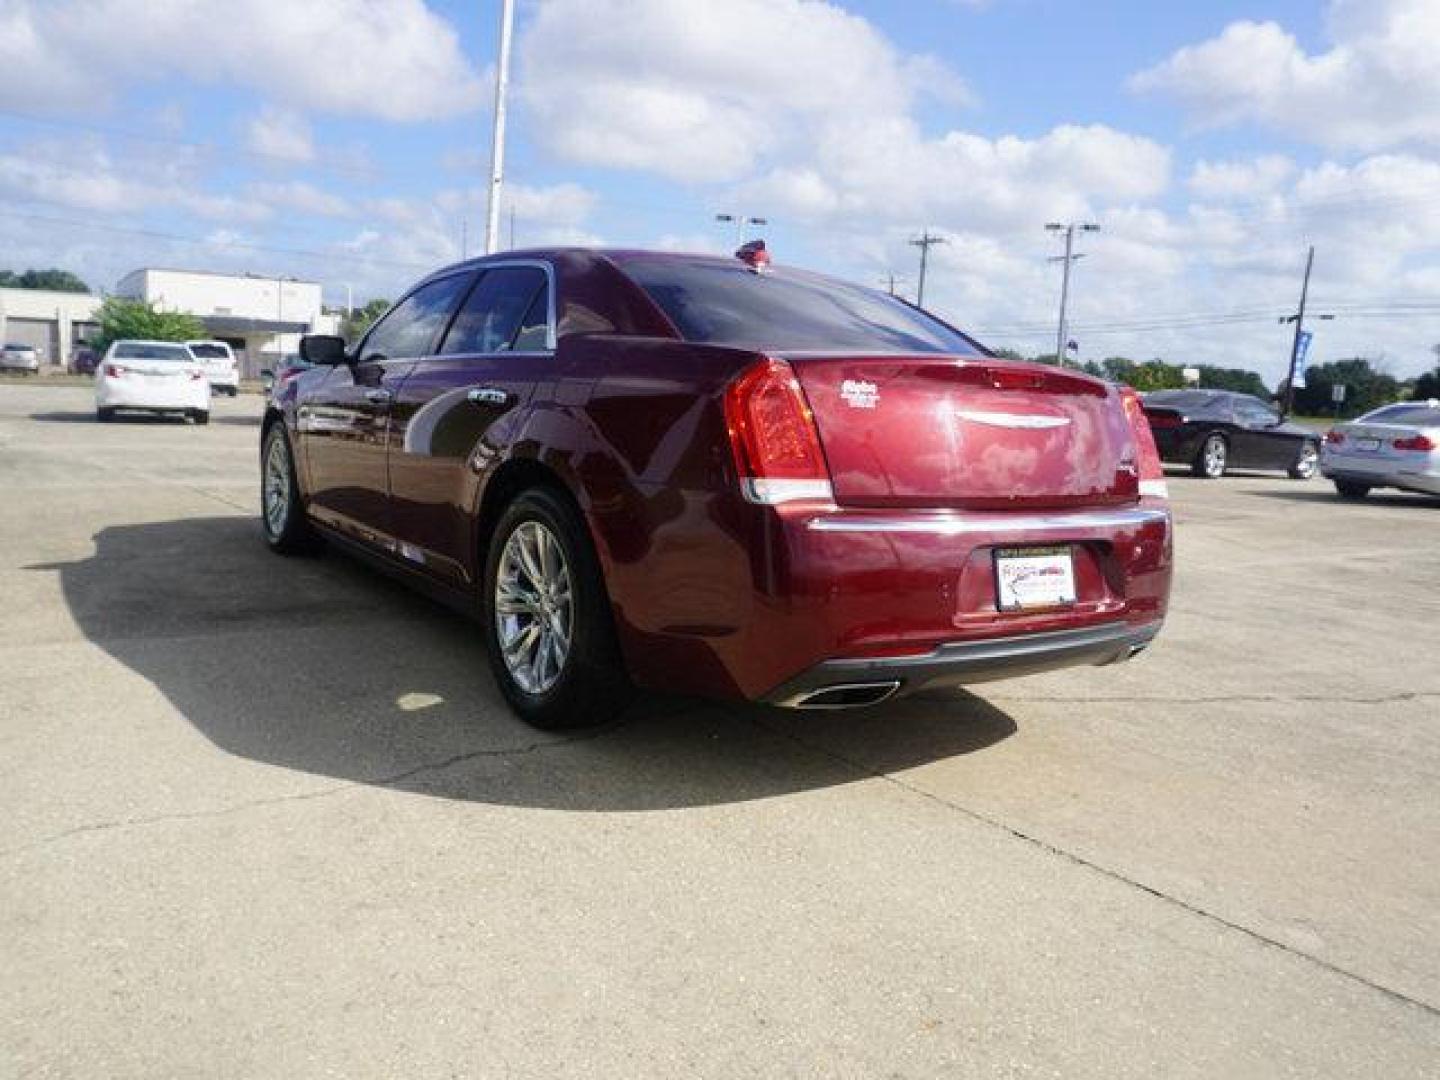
518,0 -> 973,182
0,0 -> 485,121
244,108 -> 316,165
248,180 -> 353,218
1188,156 -> 1296,200
1131,0 -> 1440,152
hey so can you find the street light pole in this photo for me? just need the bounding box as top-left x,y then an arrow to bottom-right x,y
1046,221 -> 1099,366
1277,246 -> 1336,418
715,213 -> 767,246
484,0 -> 515,255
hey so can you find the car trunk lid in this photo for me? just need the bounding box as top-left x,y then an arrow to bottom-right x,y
785,355 -> 1140,509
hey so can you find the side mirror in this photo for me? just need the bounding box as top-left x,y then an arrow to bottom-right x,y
300,334 -> 347,365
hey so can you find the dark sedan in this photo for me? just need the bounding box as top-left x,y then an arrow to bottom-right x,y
1142,389 -> 1320,480
261,247 -> 1172,729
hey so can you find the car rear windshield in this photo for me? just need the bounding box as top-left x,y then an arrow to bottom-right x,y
1359,404 -> 1440,426
113,343 -> 190,362
187,344 -> 230,358
620,258 -> 983,355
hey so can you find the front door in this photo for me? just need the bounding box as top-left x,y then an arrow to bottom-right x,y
388,263 -> 552,587
1230,397 -> 1292,469
300,271 -> 474,549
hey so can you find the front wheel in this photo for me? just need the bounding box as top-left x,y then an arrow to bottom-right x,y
1335,480 -> 1371,501
1288,441 -> 1319,480
1192,433 -> 1228,479
261,423 -> 320,554
482,488 -> 631,730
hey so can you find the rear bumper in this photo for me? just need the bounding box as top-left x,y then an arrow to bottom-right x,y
1322,453 -> 1440,494
97,380 -> 210,411
609,498 -> 1173,703
765,620 -> 1162,707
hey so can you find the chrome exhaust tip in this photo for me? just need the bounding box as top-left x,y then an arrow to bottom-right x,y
786,681 -> 902,710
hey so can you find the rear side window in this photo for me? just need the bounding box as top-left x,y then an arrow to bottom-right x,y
360,273 -> 472,363
620,259 -> 982,355
188,343 -> 230,359
440,266 -> 548,355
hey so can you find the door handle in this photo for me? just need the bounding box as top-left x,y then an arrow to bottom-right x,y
364,388 -> 393,405
467,387 -> 510,406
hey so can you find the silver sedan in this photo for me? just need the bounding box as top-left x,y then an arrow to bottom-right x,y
1321,400 -> 1440,499
0,343 -> 41,374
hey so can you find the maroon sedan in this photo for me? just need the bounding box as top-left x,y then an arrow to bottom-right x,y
261,247 -> 1172,728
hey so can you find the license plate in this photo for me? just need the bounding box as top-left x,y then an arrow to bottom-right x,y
1356,437 -> 1381,451
994,546 -> 1077,611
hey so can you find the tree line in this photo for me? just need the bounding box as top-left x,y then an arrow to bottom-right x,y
991,347 -> 1440,418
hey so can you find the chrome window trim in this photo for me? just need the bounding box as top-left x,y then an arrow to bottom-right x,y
463,258 -> 558,353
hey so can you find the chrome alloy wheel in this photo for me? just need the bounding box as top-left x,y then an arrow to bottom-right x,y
494,520 -> 574,695
1295,443 -> 1319,478
263,430 -> 291,536
1203,435 -> 1227,478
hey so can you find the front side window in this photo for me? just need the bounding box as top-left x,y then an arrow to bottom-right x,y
360,273 -> 473,363
440,266 -> 549,356
618,257 -> 984,355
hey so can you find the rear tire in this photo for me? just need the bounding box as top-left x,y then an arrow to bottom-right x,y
191,409 -> 210,425
261,423 -> 320,554
1288,440 -> 1319,480
1335,480 -> 1371,501
1192,433 -> 1228,479
482,488 -> 631,730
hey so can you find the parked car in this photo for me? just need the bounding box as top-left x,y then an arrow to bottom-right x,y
185,339 -> 239,396
1321,400 -> 1440,499
260,247 -> 1173,729
95,340 -> 211,423
70,345 -> 100,375
1141,389 -> 1320,479
0,343 -> 41,375
260,354 -> 313,394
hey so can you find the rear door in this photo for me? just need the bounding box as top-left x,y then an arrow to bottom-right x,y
1230,396 -> 1294,468
387,263 -> 552,586
790,357 -> 1139,509
300,272 -> 473,548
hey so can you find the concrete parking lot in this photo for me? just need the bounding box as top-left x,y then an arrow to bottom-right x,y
1,383 -> 1437,1077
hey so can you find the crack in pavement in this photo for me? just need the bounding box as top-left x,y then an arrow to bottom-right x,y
2,730 -> 606,860
743,711 -> 1440,1022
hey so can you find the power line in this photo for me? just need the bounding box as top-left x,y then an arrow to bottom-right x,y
908,229 -> 947,308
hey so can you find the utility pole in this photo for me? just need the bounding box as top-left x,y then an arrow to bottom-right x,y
1277,245 -> 1335,417
1046,221 -> 1098,367
878,272 -> 906,298
908,229 -> 947,309
484,0 -> 515,255
715,213 -> 767,246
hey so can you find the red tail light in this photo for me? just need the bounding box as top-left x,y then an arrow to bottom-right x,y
1324,430 -> 1345,445
1145,410 -> 1183,430
1393,434 -> 1435,452
103,363 -> 127,377
1120,388 -> 1167,499
724,357 -> 832,505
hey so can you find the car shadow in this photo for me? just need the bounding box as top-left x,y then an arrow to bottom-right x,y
31,515 -> 1017,812
1251,489 -> 1440,508
29,410 -> 190,425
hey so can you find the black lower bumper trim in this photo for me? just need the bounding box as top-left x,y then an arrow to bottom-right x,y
764,621 -> 1162,707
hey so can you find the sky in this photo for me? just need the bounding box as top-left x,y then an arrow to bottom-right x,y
1,0 -> 1438,382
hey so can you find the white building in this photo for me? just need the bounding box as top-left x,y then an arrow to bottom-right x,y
0,288 -> 101,366
1,267 -> 341,376
115,268 -> 339,377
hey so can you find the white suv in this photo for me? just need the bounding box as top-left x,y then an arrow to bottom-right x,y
185,340 -> 239,396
